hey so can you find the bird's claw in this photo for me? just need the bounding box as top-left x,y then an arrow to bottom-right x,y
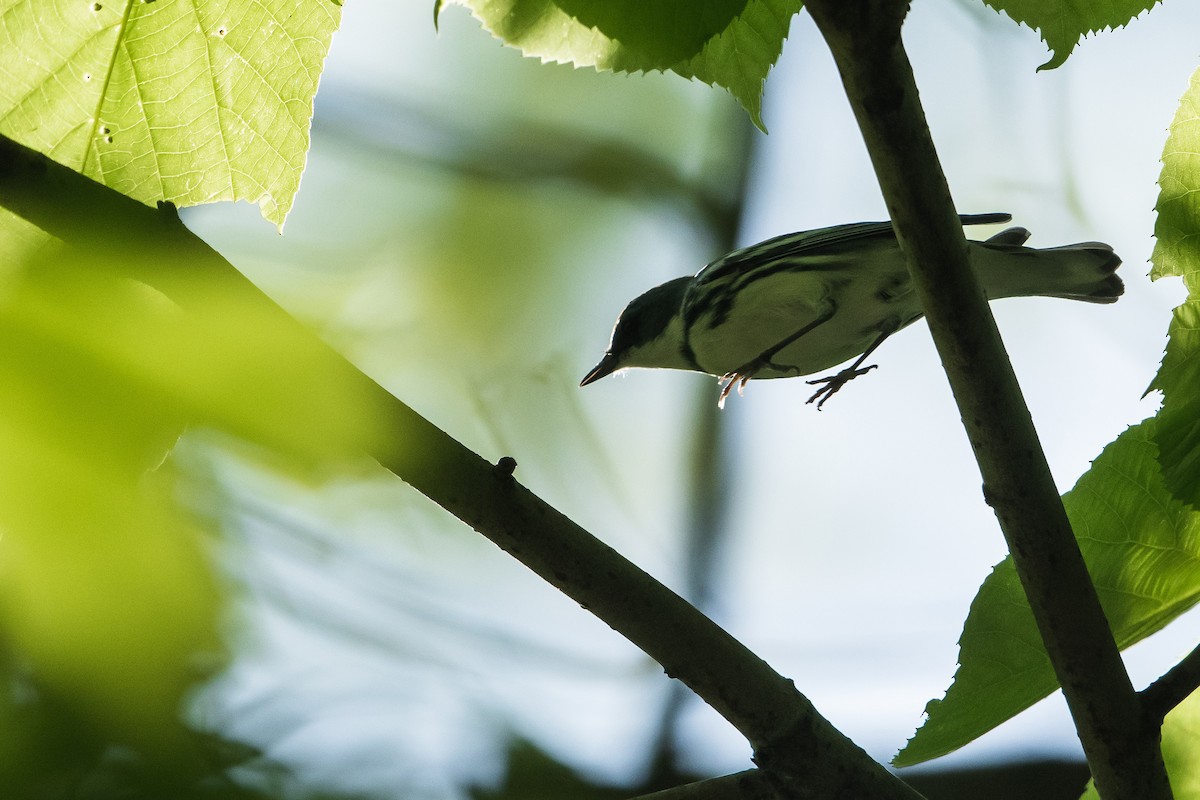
805,364 -> 878,409
717,371 -> 753,409
719,358 -> 877,410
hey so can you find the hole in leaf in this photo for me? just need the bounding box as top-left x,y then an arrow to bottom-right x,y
217,26 -> 227,36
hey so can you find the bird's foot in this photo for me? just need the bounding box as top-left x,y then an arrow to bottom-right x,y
718,346 -> 802,407
719,355 -> 804,408
717,370 -> 754,409
805,364 -> 878,409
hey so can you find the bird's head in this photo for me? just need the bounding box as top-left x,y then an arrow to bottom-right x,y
580,277 -> 693,386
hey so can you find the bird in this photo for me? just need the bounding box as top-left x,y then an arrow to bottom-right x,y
580,213 -> 1122,408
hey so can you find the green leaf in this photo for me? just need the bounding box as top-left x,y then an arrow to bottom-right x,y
0,442 -> 222,764
982,0 -> 1162,70
1078,688 -> 1200,799
1151,67 -> 1200,506
0,253 -> 224,761
1159,690 -> 1200,799
0,223 -> 389,762
1150,69 -> 1200,508
438,0 -> 803,130
551,0 -> 750,66
1153,66 -> 1200,292
1150,302 -> 1200,507
895,421 -> 1200,766
0,0 -> 342,228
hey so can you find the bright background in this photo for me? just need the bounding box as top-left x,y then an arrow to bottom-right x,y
184,2 -> 1199,797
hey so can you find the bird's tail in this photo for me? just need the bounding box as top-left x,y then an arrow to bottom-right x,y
975,227 -> 1124,304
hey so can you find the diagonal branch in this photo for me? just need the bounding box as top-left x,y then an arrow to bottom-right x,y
0,132 -> 923,800
801,2 -> 1171,798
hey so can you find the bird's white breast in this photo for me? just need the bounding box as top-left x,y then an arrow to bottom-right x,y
685,257 -> 922,379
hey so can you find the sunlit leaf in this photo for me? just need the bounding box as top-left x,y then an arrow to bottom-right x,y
896,421 -> 1200,765
1153,65 -> 1200,292
982,0 -> 1162,70
1151,67 -> 1200,506
437,0 -> 802,130
1159,690 -> 1200,799
0,0 -> 341,227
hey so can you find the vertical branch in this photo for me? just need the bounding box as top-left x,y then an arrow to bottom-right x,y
800,3 -> 1171,798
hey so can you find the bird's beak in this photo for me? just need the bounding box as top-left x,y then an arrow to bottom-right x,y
580,353 -> 618,387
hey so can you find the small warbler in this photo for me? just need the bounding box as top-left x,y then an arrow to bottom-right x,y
580,214 -> 1122,407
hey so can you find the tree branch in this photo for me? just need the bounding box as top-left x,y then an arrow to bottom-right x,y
1141,644 -> 1200,725
801,3 -> 1171,798
0,132 -> 923,800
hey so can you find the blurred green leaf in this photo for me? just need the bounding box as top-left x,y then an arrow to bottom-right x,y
982,0 -> 1161,70
896,421 -> 1200,765
438,0 -> 802,130
0,0 -> 341,228
558,1 -> 752,65
1078,688 -> 1200,799
5,239 -> 388,467
1153,65 -> 1200,291
0,229 -> 390,779
0,249 -> 222,770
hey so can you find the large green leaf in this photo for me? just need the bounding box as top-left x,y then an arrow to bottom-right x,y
436,0 -> 803,130
0,0 -> 341,227
1153,66 -> 1200,292
1151,68 -> 1200,506
981,0 -> 1162,70
895,421 -> 1200,765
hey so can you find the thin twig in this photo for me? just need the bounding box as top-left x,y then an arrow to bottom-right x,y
1141,644 -> 1200,725
801,2 -> 1171,798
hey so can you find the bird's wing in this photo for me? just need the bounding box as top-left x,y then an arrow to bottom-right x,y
694,221 -> 897,287
682,213 -> 1010,329
693,213 -> 1011,286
